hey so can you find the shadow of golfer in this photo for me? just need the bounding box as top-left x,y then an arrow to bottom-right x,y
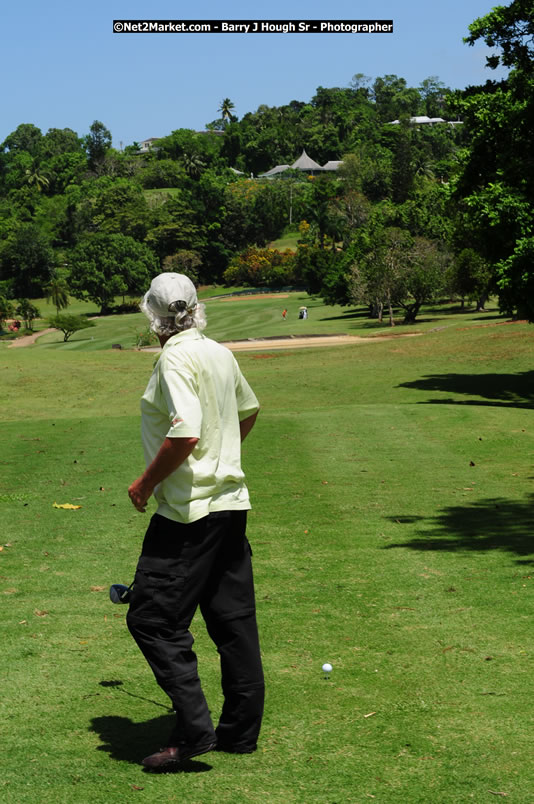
90,714 -> 213,773
90,681 -> 213,772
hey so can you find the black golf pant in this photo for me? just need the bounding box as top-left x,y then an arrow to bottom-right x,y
126,510 -> 264,751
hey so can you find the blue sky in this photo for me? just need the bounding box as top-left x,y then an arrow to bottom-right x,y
2,0 -> 507,149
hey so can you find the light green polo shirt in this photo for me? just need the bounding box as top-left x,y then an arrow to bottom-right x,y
140,328 -> 260,524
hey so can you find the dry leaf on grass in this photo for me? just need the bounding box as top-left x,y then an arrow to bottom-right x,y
53,502 -> 82,510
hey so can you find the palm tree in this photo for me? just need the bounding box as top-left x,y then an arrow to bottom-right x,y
44,275 -> 70,314
218,98 -> 236,126
25,166 -> 50,192
181,151 -> 206,179
414,157 -> 435,180
15,299 -> 41,331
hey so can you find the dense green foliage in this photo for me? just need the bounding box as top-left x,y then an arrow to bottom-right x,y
68,233 -> 158,314
450,0 -> 534,320
0,76 -> 461,311
0,1 -> 532,321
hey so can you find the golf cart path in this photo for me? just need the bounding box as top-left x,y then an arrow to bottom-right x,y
8,328 -> 56,347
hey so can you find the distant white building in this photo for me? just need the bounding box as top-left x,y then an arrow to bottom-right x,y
259,149 -> 343,178
291,150 -> 324,173
322,160 -> 344,171
137,138 -> 161,152
260,164 -> 291,178
387,116 -> 462,127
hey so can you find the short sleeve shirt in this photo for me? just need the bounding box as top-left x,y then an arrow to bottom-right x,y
140,329 -> 260,523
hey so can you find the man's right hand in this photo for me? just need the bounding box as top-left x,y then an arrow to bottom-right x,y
128,476 -> 152,512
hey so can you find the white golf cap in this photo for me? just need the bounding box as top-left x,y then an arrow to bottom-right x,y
143,273 -> 198,318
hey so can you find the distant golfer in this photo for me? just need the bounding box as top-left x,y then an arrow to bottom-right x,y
127,273 -> 264,770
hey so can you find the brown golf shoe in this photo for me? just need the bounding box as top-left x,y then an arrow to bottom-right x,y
142,741 -> 217,769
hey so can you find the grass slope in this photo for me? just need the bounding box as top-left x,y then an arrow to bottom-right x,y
268,231 -> 300,251
20,293 -> 512,351
0,310 -> 533,802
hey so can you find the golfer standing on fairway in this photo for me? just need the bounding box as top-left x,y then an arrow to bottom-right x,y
127,273 -> 264,770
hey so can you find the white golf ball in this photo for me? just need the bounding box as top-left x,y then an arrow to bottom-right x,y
322,663 -> 333,673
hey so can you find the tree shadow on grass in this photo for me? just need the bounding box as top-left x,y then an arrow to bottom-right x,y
384,494 -> 534,564
319,308 -> 370,322
89,681 -> 213,772
398,371 -> 534,408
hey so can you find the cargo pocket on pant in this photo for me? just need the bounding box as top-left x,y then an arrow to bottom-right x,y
129,560 -> 188,625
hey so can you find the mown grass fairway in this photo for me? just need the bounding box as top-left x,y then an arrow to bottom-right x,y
0,300 -> 533,802
27,291 -> 512,351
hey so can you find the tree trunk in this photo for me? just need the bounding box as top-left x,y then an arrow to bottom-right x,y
476,292 -> 488,312
369,302 -> 383,320
403,302 -> 421,324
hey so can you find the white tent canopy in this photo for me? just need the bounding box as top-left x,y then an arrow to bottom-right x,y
290,150 -> 323,171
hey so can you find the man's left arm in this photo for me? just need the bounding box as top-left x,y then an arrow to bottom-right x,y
240,410 -> 259,442
128,436 -> 198,513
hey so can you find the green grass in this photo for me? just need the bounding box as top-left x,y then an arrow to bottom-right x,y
31,292 -> 508,350
203,294 -> 512,342
8,291 -> 509,348
29,296 -> 104,321
1,307 -> 534,801
269,231 -> 300,251
143,187 -> 182,205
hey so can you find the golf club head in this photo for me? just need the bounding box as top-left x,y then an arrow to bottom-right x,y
109,583 -> 132,604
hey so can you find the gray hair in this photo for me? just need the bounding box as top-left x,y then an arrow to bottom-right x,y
140,296 -> 207,336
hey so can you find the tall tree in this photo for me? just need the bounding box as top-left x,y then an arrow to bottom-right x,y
464,0 -> 534,72
372,75 -> 421,122
39,128 -> 83,159
451,0 -> 534,319
418,76 -> 449,117
84,120 -> 112,171
44,273 -> 70,314
68,233 -> 158,313
0,223 -> 55,296
218,98 -> 236,125
2,124 -> 43,156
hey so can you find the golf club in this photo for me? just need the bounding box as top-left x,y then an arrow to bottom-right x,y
109,581 -> 134,604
